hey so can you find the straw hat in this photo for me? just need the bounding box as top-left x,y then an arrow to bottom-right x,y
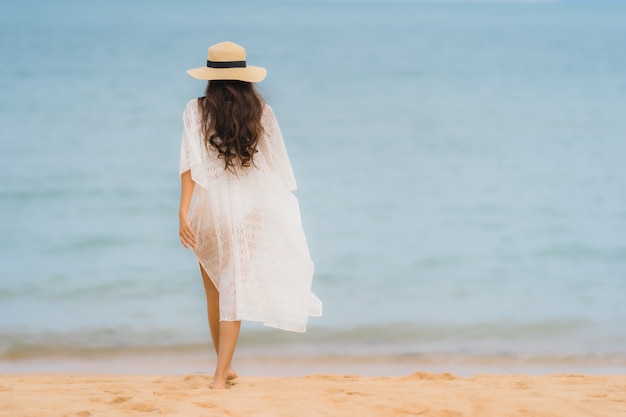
186,41 -> 267,82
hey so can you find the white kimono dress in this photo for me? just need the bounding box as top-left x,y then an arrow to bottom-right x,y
179,99 -> 322,332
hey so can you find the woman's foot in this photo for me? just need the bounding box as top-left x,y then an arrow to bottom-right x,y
210,378 -> 227,390
226,367 -> 239,381
211,368 -> 237,389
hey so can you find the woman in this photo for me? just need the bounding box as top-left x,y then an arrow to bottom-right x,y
178,42 -> 322,389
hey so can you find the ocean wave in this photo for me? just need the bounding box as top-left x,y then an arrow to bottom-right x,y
1,320 -> 623,362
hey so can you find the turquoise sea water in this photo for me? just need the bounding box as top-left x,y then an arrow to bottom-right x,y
1,0 -> 625,368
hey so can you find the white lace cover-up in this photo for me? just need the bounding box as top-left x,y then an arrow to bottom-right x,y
179,99 -> 322,332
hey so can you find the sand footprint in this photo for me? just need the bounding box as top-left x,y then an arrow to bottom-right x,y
324,388 -> 369,396
193,401 -> 217,409
345,391 -> 370,396
183,374 -> 212,389
324,388 -> 344,394
109,396 -> 132,404
407,372 -> 457,381
131,402 -> 161,413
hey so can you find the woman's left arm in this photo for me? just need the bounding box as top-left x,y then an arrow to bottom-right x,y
179,170 -> 196,249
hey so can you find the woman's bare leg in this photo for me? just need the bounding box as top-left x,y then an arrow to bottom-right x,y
200,265 -> 238,382
200,266 -> 220,353
213,320 -> 241,389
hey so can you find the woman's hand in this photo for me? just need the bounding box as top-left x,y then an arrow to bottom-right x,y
179,213 -> 197,249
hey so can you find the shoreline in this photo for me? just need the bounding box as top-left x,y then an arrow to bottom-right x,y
3,350 -> 626,377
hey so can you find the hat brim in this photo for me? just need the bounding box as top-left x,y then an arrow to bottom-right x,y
186,65 -> 267,82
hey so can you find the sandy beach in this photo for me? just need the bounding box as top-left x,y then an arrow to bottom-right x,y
2,371 -> 625,417
2,352 -> 626,416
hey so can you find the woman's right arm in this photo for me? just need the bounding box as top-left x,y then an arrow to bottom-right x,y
179,170 -> 196,249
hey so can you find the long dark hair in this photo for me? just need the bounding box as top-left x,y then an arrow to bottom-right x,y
198,80 -> 265,170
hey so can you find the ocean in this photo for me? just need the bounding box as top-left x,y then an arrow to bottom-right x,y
1,0 -> 625,372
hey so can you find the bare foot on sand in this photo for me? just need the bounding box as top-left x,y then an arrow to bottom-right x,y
227,368 -> 239,381
211,368 -> 238,389
210,380 -> 227,390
